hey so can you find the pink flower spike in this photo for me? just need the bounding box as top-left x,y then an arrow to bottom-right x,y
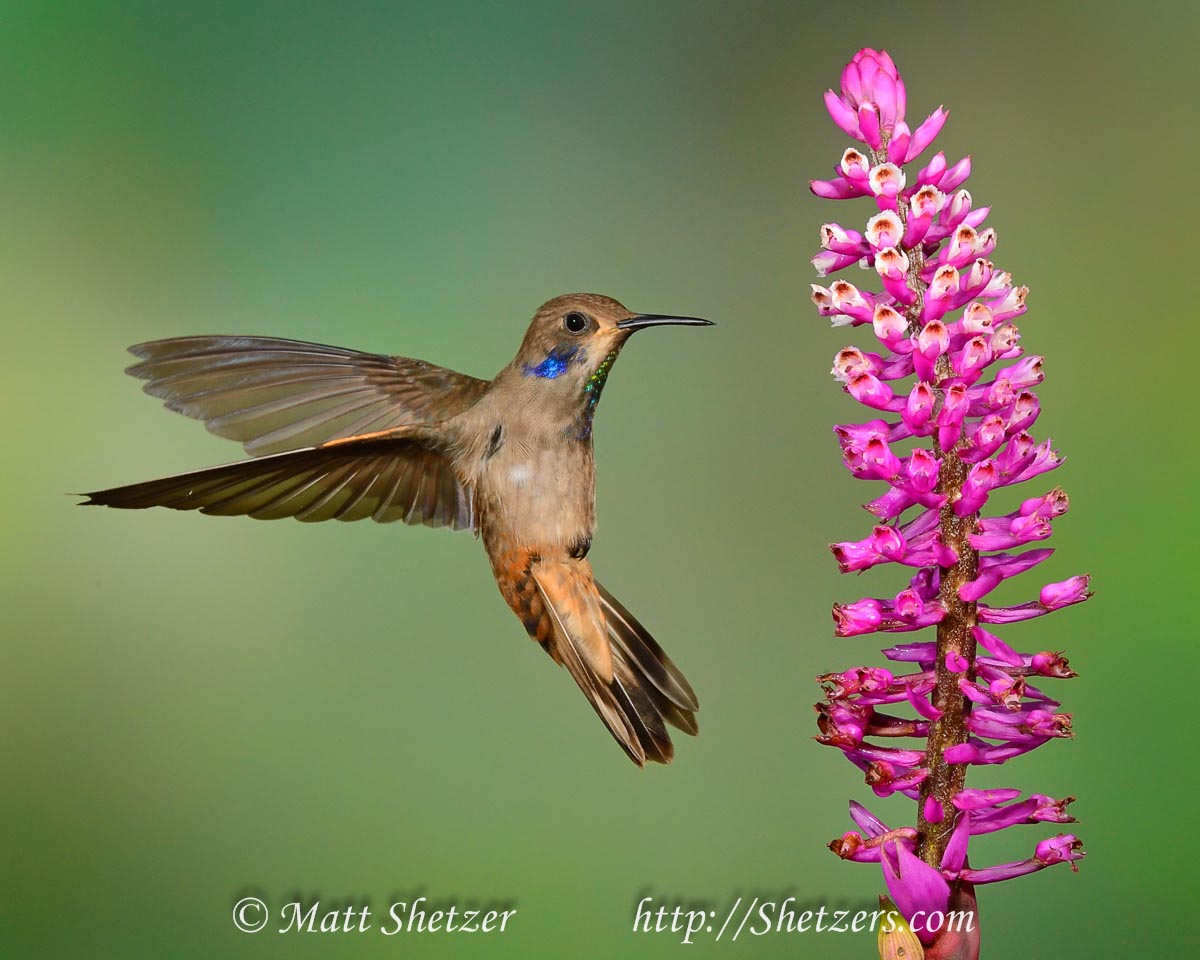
811,50 -> 1086,926
905,106 -> 948,162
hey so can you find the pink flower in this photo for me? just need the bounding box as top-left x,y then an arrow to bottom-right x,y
809,49 -> 1088,956
823,48 -> 949,160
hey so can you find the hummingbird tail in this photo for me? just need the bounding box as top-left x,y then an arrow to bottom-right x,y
528,562 -> 698,766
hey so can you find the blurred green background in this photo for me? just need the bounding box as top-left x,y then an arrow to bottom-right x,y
3,1 -> 1193,957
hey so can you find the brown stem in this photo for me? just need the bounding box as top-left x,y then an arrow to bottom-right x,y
915,429 -> 979,867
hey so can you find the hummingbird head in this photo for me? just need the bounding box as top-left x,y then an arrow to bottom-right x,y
511,293 -> 713,438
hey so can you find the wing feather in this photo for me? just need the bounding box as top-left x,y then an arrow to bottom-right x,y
81,433 -> 474,530
126,335 -> 489,455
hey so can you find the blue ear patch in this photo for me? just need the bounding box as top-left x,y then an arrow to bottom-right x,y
523,345 -> 579,379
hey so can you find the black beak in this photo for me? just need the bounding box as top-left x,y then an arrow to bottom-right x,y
617,314 -> 715,331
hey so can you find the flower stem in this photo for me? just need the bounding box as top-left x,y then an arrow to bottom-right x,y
916,438 -> 979,866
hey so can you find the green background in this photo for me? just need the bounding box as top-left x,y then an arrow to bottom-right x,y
3,1 -> 1193,957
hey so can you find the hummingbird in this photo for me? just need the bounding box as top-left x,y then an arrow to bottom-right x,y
82,294 -> 712,766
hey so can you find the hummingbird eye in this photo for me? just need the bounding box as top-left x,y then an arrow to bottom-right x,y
563,312 -> 589,335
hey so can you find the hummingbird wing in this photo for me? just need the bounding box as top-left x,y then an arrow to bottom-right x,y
124,335 -> 489,456
79,429 -> 474,529
529,561 -> 698,766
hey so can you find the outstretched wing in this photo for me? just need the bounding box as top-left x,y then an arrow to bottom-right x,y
126,335 -> 489,456
80,431 -> 474,529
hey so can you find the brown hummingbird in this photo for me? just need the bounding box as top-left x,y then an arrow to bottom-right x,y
82,294 -> 712,765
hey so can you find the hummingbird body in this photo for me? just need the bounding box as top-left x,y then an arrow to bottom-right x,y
83,294 -> 711,765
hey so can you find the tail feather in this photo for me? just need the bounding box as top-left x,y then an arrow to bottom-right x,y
596,581 -> 698,713
531,563 -> 698,766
